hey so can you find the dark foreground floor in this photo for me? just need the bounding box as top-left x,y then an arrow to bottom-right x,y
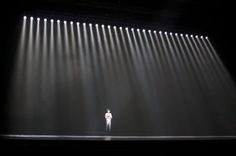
1,135 -> 236,154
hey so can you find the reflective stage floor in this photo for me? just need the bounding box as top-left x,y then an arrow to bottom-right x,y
1,134 -> 236,153
1,134 -> 236,140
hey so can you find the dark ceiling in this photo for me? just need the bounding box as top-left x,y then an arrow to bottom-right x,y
1,0 -> 233,36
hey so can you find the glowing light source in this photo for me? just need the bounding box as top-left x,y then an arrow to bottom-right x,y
76,22 -> 79,25
200,36 -> 203,38
159,31 -> 162,34
137,29 -> 140,31
170,32 -> 172,35
50,19 -> 54,22
57,20 -> 60,23
164,32 -> 167,34
95,24 -> 98,27
44,18 -> 47,22
64,21 -> 67,24
125,27 -> 128,30
102,24 -> 104,27
83,23 -> 86,26
30,17 -> 33,20
185,34 -> 188,37
107,25 -> 110,28
131,28 -> 134,31
113,26 -> 116,29
37,18 -> 40,21
89,23 -> 92,26
205,36 -> 208,39
119,27 -> 122,29
195,35 -> 198,38
148,30 -> 151,33
70,21 -> 73,25
180,34 -> 183,36
23,16 -> 27,19
153,30 -> 156,33
142,29 -> 145,32
175,33 -> 177,36
190,35 -> 193,37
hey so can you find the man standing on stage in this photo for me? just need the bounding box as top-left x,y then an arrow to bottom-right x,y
105,109 -> 112,132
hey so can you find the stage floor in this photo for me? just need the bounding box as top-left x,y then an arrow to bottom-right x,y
1,134 -> 236,141
1,134 -> 236,153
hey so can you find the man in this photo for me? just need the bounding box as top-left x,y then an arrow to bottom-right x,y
105,109 -> 112,132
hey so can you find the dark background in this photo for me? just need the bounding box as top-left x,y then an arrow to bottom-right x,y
0,0 -> 235,150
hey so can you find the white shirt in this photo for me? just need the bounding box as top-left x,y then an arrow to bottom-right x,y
105,112 -> 112,121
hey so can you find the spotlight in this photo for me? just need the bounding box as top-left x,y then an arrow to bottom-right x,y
142,29 -> 145,32
64,21 -> 67,24
137,28 -> 140,31
170,32 -> 172,35
70,21 -> 73,25
195,35 -> 198,38
37,18 -> 40,21
180,33 -> 183,36
164,32 -> 167,34
23,16 -> 27,19
154,30 -> 156,33
205,36 -> 208,39
119,27 -> 122,29
113,26 -> 116,29
185,34 -> 188,37
148,30 -> 151,33
76,22 -> 79,25
89,23 -> 92,26
125,27 -> 128,30
57,20 -> 60,23
175,33 -> 177,36
50,19 -> 54,22
159,31 -> 162,34
95,24 -> 98,27
44,18 -> 47,22
190,35 -> 193,37
131,28 -> 134,31
102,24 -> 104,27
200,36 -> 203,38
83,23 -> 86,26
108,25 -> 110,28
30,17 -> 33,20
